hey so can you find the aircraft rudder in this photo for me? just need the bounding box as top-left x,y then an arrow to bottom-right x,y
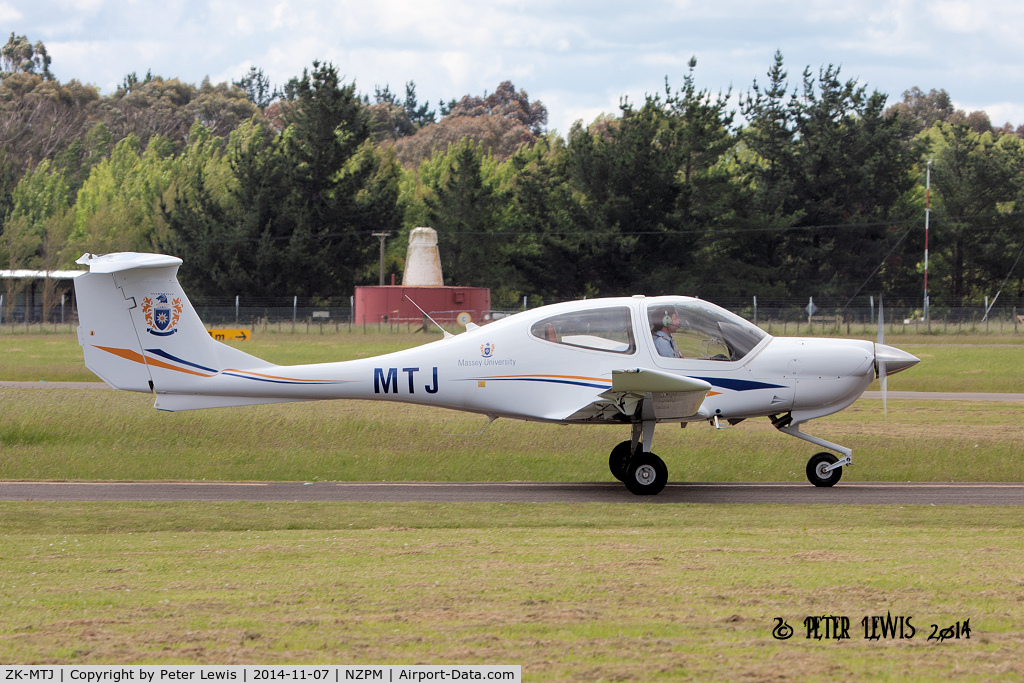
75,252 -> 273,393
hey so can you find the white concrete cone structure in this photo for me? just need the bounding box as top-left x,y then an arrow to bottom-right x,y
402,227 -> 444,286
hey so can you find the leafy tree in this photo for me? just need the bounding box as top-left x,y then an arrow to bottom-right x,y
71,134 -> 175,254
887,87 -> 956,137
888,86 -> 998,138
53,122 -> 115,194
737,53 -> 920,301
561,60 -> 738,297
104,75 -> 259,148
498,136 -> 594,303
403,81 -> 435,128
1,159 -> 71,319
190,77 -> 263,137
274,61 -> 373,295
367,82 -> 435,141
421,137 -> 502,287
160,123 -> 242,294
925,123 -> 1024,304
441,81 -> 547,134
0,33 -> 52,80
234,66 -> 275,110
0,73 -> 100,174
204,62 -> 399,298
121,70 -> 153,94
397,82 -> 545,168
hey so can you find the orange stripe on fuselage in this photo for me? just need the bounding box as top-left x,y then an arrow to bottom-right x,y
473,373 -> 610,383
94,346 -> 212,377
222,368 -> 349,383
95,346 -> 343,383
94,345 -> 147,364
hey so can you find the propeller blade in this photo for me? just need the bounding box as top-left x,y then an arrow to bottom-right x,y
879,359 -> 888,416
876,295 -> 886,416
876,295 -> 884,346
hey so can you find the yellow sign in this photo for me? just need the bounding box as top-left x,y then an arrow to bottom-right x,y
207,329 -> 250,341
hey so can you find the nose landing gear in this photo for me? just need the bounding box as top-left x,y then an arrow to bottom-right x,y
772,414 -> 853,487
806,452 -> 843,487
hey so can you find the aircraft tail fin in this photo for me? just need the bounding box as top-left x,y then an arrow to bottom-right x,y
74,252 -> 273,393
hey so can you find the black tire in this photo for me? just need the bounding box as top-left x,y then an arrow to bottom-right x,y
624,452 -> 668,495
806,452 -> 842,487
609,440 -> 635,482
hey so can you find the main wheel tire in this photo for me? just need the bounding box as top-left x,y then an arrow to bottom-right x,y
806,452 -> 842,487
624,452 -> 668,495
609,440 -> 635,482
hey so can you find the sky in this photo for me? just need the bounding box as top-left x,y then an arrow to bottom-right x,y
5,0 -> 1024,135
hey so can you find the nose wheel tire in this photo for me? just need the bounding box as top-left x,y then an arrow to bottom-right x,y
806,452 -> 842,487
609,440 -> 635,482
624,453 -> 668,495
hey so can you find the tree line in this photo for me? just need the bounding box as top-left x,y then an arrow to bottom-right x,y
4,33 -> 1024,317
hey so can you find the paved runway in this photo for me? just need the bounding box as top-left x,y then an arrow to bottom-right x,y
1,481 -> 1022,504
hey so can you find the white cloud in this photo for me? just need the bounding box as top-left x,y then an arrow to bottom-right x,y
0,2 -> 23,22
13,0 -> 1024,129
932,1 -> 984,33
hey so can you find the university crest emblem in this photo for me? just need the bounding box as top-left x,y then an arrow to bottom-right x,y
480,342 -> 495,358
143,293 -> 183,336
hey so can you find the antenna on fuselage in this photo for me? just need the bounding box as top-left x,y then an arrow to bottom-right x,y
404,294 -> 454,339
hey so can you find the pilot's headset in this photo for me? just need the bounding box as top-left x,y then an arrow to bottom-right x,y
661,310 -> 676,327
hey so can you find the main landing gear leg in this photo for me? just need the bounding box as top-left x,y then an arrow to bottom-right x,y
608,421 -> 668,495
773,419 -> 852,488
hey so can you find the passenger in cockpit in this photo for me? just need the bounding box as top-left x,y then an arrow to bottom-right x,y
652,309 -> 682,358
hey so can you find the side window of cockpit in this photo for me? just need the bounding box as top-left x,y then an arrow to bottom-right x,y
647,302 -> 766,361
529,307 -> 636,354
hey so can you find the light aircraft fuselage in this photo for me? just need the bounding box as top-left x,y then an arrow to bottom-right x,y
74,252 -> 919,494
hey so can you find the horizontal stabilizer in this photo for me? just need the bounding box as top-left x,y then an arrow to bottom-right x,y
76,252 -> 183,273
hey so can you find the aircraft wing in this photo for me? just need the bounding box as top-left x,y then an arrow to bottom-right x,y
563,368 -> 712,422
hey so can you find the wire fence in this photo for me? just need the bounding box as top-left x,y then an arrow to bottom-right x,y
4,302 -> 1024,336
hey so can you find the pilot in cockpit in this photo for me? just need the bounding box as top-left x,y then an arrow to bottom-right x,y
651,309 -> 682,358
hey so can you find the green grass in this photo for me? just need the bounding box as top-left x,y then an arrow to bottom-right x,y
872,343 -> 1024,392
1,389 -> 1022,483
1,503 -> 1021,680
3,329 -> 1024,677
0,330 -> 447,382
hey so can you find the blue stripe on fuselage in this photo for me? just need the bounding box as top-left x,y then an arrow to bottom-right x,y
692,376 -> 784,391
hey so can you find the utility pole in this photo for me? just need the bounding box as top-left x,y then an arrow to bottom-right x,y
372,232 -> 391,286
924,158 -> 932,330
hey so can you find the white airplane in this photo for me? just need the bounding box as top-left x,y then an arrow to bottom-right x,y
73,252 -> 919,495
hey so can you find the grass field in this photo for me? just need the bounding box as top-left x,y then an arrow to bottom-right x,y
1,503 -> 1022,680
2,329 -> 1023,677
1,390 -> 1023,483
